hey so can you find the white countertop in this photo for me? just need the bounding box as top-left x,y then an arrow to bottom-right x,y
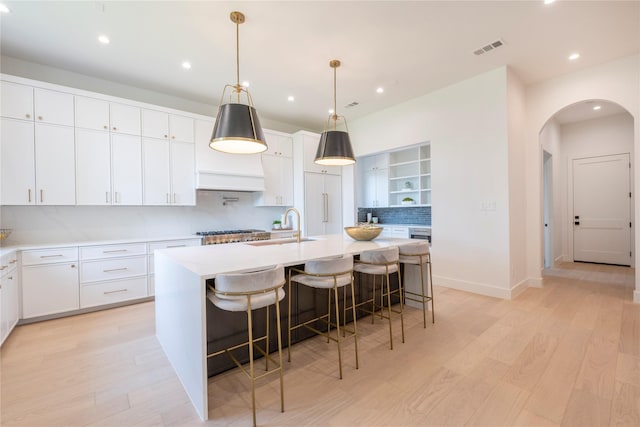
156,233 -> 415,279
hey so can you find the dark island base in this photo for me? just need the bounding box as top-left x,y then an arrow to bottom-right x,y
205,263 -> 402,377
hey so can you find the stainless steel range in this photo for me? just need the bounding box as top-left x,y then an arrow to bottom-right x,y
196,229 -> 271,245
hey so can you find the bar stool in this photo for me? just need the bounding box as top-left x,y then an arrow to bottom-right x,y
399,241 -> 435,327
287,254 -> 358,379
206,265 -> 285,427
353,246 -> 405,350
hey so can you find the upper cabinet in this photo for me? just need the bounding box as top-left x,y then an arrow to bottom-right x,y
1,118 -> 36,205
264,130 -> 293,157
75,96 -> 110,131
357,153 -> 389,208
142,109 -> 194,143
110,102 -> 141,135
1,81 -> 34,120
34,88 -> 74,126
255,130 -> 293,207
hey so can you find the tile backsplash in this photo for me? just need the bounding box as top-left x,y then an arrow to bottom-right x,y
357,206 -> 431,226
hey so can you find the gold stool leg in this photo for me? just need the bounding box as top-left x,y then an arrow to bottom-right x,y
333,284 -> 343,379
326,287 -> 332,343
287,271 -> 293,363
350,275 -> 359,370
429,256 -> 435,323
274,289 -> 285,413
247,297 -> 257,427
420,260 -> 427,328
397,266 -> 405,344
385,271 -> 394,350
371,273 -> 376,324
265,304 -> 270,370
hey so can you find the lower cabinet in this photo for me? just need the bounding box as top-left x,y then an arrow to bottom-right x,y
22,261 -> 79,319
1,252 -> 19,345
80,277 -> 147,309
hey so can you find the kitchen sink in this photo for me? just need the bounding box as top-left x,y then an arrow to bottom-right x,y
245,238 -> 316,247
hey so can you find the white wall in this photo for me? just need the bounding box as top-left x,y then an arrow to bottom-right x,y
524,54 -> 640,301
349,67 -> 514,298
1,191 -> 287,245
559,113 -> 635,263
507,69 -> 528,292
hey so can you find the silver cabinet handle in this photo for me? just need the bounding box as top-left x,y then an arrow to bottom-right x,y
114,192 -> 119,204
9,259 -> 17,264
38,115 -> 43,120
112,127 -> 117,131
104,125 -> 108,130
26,113 -> 31,119
166,193 -> 169,204
40,254 -> 63,258
40,189 -> 44,203
106,191 -> 109,203
28,189 -> 32,203
173,193 -> 176,204
103,249 -> 127,254
0,266 -> 7,270
7,276 -> 12,280
167,244 -> 186,248
164,134 -> 168,138
104,288 -> 128,295
323,193 -> 329,223
103,267 -> 128,273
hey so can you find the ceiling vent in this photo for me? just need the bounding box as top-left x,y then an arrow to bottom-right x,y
344,101 -> 359,109
473,39 -> 505,56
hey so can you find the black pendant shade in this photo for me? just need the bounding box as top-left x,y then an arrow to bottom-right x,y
314,130 -> 355,166
210,103 -> 267,154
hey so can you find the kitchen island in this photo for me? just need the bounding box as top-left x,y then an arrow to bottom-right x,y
154,233 -> 417,420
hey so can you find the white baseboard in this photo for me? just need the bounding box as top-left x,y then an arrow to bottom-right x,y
555,255 -> 565,264
510,279 -> 530,298
634,290 -> 640,304
434,275 -> 512,300
526,277 -> 544,288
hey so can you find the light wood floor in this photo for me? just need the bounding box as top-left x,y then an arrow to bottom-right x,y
1,262 -> 638,426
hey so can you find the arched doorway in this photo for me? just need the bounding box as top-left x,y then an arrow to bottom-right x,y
540,99 -> 635,270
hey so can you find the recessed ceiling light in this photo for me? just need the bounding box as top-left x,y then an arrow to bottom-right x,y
376,87 -> 384,94
593,105 -> 602,111
98,35 -> 110,45
568,53 -> 580,61
544,0 -> 556,5
241,81 -> 250,87
328,109 -> 334,114
287,96 -> 295,102
182,61 -> 192,70
0,4 -> 10,13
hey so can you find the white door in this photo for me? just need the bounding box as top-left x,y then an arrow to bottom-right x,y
170,141 -> 195,205
573,153 -> 631,265
324,174 -> 343,234
112,134 -> 142,205
1,118 -> 35,205
34,88 -> 74,126
543,151 -> 553,268
35,123 -> 76,205
143,138 -> 171,205
76,129 -> 111,205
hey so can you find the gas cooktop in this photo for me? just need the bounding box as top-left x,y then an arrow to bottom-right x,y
196,229 -> 271,245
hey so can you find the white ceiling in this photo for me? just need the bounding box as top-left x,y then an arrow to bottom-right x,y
1,1 -> 638,130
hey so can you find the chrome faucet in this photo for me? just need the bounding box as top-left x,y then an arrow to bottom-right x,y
283,207 -> 301,243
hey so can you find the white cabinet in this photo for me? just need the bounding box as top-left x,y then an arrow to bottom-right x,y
35,123 -> 76,205
1,251 -> 19,346
147,238 -> 201,295
358,153 -> 389,208
380,226 -> 409,239
294,131 -> 342,175
75,96 -> 110,131
1,118 -> 35,205
304,172 -> 342,236
110,102 -> 141,135
76,129 -> 112,205
1,81 -> 34,120
256,131 -> 293,207
142,109 -> 194,143
112,134 -> 143,205
34,88 -> 74,126
21,248 -> 79,319
143,138 -> 195,206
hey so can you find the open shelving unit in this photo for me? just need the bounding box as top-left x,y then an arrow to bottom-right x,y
388,143 -> 431,207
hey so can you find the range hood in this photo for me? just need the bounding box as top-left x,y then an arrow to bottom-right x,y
196,152 -> 265,192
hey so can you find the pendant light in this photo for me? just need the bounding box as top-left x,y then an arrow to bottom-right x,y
314,59 -> 355,166
210,11 -> 267,154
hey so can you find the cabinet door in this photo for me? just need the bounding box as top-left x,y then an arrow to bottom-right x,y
264,131 -> 292,157
362,170 -> 377,208
75,96 -> 110,131
260,155 -> 280,205
142,109 -> 169,140
34,88 -> 74,126
22,263 -> 79,318
0,280 -> 5,344
35,123 -> 76,205
304,172 -> 325,236
76,129 -> 111,205
170,141 -> 196,205
375,169 -> 389,207
324,174 -> 343,234
5,268 -> 19,335
169,115 -> 194,143
1,81 -> 34,120
143,138 -> 171,205
110,102 -> 141,135
302,133 -> 341,175
279,156 -> 294,206
112,134 -> 142,205
1,118 -> 35,205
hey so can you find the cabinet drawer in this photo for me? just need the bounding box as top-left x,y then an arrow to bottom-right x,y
148,254 -> 154,275
80,255 -> 147,283
22,247 -> 78,265
22,262 -> 79,318
0,251 -> 18,273
80,243 -> 147,260
148,275 -> 155,296
148,238 -> 201,253
80,277 -> 148,308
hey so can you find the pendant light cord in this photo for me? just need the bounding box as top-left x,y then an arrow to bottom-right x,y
236,20 -> 240,103
333,65 -> 337,130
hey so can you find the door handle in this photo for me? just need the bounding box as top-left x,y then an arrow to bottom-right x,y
574,221 -> 580,226
323,193 -> 329,223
